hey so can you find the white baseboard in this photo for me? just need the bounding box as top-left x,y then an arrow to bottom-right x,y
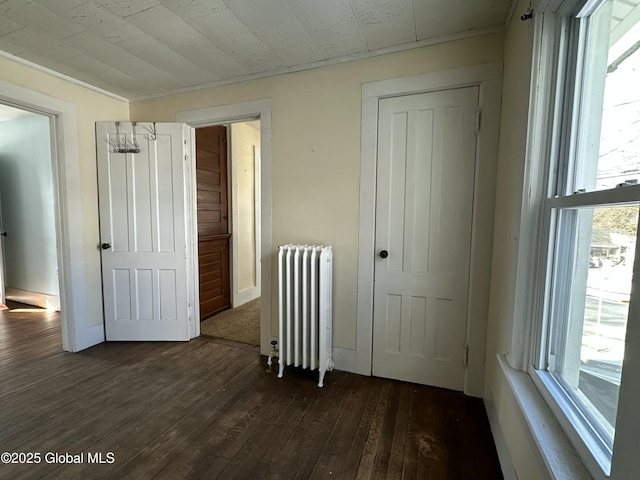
235,286 -> 260,307
332,347 -> 356,373
484,381 -> 518,480
5,287 -> 60,311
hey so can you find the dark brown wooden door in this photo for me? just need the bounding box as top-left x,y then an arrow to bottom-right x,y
196,126 -> 231,319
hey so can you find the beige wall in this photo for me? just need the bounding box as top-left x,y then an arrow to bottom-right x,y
0,56 -> 130,327
484,2 -> 547,479
131,32 -> 505,349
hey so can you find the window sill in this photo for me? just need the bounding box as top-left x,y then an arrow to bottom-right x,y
496,355 -> 592,480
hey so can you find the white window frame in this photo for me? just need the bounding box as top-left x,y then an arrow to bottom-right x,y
518,2 -> 640,479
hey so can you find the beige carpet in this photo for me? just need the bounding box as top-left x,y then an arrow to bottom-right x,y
200,297 -> 260,346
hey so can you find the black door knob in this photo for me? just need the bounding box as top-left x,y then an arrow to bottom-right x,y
379,250 -> 388,259
101,243 -> 111,250
0,232 -> 6,237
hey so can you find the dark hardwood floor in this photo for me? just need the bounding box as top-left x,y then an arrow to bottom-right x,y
0,302 -> 503,479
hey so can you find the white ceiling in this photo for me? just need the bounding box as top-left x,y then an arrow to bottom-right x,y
0,0 -> 514,101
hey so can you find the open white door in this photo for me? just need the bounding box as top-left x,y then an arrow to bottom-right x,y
0,192 -> 6,306
96,122 -> 196,341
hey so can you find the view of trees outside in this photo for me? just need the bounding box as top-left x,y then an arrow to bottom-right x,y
593,206 -> 639,236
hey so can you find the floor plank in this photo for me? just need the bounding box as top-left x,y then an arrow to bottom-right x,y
0,304 -> 503,479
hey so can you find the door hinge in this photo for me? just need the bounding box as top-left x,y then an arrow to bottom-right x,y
475,109 -> 481,135
464,345 -> 469,367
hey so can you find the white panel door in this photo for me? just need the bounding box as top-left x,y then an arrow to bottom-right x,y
97,122 -> 192,341
373,87 -> 478,390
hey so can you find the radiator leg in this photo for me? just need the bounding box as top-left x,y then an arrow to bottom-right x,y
318,359 -> 334,387
318,367 -> 326,388
275,340 -> 285,378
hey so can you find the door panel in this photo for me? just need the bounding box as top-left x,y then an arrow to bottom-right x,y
196,125 -> 231,318
196,126 -> 228,237
97,122 -> 191,341
198,236 -> 230,318
372,87 -> 478,390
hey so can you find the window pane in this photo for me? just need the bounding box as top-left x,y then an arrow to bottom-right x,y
548,204 -> 638,445
575,0 -> 640,191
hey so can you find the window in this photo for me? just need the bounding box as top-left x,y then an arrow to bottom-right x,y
531,0 -> 640,476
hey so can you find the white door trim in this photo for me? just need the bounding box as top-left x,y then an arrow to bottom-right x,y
0,81 -> 101,352
356,64 -> 503,396
176,99 -> 272,356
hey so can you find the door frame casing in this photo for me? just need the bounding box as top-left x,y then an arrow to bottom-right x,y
0,80 -> 101,352
177,99 -> 272,355
356,64 -> 503,397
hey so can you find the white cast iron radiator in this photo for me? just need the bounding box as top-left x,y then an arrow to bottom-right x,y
276,245 -> 333,387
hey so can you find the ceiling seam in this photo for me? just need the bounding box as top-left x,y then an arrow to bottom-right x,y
347,0 -> 372,51
281,0 -> 329,62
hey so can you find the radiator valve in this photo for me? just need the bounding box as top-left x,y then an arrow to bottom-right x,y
267,340 -> 279,371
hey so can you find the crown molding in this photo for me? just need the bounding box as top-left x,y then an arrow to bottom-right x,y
130,26 -> 505,103
0,25 -> 505,105
0,50 -> 129,103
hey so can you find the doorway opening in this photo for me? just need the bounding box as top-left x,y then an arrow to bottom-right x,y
198,120 -> 262,347
0,80 -> 99,352
176,99 -> 273,356
0,103 -> 62,339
